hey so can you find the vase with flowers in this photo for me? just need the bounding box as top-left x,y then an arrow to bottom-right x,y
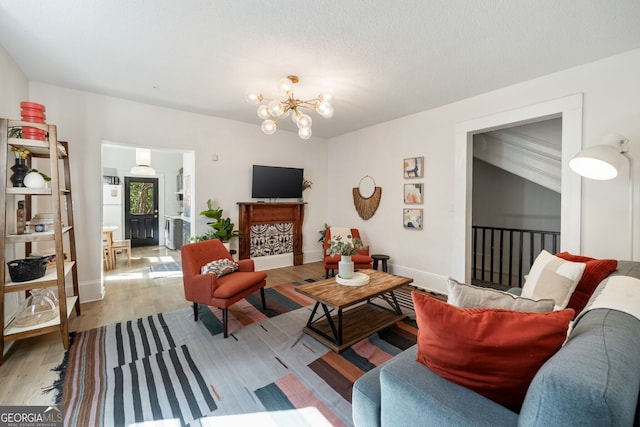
10,146 -> 30,187
326,234 -> 364,279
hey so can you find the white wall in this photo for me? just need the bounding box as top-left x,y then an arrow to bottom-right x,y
472,159 -> 561,232
0,44 -> 30,324
23,84 -> 330,301
328,49 -> 640,293
0,47 -> 28,118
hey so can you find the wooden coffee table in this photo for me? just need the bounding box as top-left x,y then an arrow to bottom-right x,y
295,269 -> 413,353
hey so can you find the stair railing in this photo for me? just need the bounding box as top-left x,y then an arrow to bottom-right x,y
472,226 -> 561,288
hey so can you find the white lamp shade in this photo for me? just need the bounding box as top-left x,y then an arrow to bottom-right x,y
135,148 -> 152,167
131,148 -> 156,175
130,165 -> 156,175
569,144 -> 625,180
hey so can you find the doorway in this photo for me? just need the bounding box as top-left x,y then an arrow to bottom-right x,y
471,119 -> 562,287
124,176 -> 159,247
101,143 -> 195,277
453,94 -> 584,283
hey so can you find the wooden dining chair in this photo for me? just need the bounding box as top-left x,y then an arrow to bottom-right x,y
103,241 -> 113,270
102,230 -> 114,270
110,239 -> 131,267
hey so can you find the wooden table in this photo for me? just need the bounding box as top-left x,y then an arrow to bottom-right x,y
295,269 -> 413,353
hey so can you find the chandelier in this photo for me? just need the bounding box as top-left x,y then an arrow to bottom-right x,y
245,75 -> 334,140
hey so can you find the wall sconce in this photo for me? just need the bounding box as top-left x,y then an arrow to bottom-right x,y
569,133 -> 633,259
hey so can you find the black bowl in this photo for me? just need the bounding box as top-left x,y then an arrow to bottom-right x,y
7,257 -> 48,282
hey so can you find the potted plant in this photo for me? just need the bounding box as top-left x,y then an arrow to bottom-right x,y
299,177 -> 313,201
30,169 -> 51,183
326,234 -> 364,279
302,177 -> 313,192
191,199 -> 241,246
318,223 -> 330,244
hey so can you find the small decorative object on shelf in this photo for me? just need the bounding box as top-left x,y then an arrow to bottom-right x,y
23,171 -> 46,188
12,289 -> 57,328
20,101 -> 47,141
34,224 -> 48,232
16,201 -> 25,235
6,257 -> 48,282
10,158 -> 29,187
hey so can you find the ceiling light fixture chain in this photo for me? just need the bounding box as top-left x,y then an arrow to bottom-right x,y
246,75 -> 334,140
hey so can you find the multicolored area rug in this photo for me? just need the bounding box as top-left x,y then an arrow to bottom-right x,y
51,281 -> 418,426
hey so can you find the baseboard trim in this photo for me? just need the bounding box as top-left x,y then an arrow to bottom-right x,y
77,279 -> 105,303
388,264 -> 449,295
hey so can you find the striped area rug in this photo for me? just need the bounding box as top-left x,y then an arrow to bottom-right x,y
53,281 -> 418,426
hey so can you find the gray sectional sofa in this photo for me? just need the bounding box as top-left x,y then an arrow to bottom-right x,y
352,261 -> 640,427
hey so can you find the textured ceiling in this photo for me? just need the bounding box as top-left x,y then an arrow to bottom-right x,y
1,1 -> 639,138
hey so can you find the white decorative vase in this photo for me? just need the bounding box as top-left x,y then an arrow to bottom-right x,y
338,255 -> 354,279
23,171 -> 46,188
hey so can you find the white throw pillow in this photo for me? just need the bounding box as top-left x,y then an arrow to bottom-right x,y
448,278 -> 555,313
577,275 -> 640,323
521,250 -> 585,309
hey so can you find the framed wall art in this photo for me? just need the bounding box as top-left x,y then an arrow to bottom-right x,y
404,183 -> 423,204
403,156 -> 423,178
403,208 -> 423,229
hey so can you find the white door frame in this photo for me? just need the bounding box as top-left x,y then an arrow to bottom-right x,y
452,94 -> 584,282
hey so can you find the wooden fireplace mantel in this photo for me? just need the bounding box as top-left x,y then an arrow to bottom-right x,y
237,202 -> 306,265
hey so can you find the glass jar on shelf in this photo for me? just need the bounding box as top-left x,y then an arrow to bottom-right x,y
11,289 -> 57,328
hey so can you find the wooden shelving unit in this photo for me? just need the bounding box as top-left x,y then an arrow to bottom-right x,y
0,118 -> 80,365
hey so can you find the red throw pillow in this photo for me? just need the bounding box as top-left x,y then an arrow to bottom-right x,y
412,292 -> 574,411
555,252 -> 617,318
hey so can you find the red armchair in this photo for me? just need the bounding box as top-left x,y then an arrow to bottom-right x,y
181,239 -> 267,338
323,227 -> 373,278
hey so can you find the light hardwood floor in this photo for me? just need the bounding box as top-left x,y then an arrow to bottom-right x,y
0,245 -> 326,405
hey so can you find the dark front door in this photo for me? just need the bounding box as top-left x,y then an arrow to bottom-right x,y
124,176 -> 159,247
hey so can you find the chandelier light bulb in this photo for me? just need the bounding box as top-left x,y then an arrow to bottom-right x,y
278,77 -> 295,95
257,105 -> 271,119
316,101 -> 334,118
298,127 -> 312,139
297,113 -> 312,129
268,100 -> 285,117
261,119 -> 277,135
319,91 -> 334,102
245,91 -> 261,104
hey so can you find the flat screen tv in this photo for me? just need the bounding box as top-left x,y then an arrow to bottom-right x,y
251,165 -> 304,199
